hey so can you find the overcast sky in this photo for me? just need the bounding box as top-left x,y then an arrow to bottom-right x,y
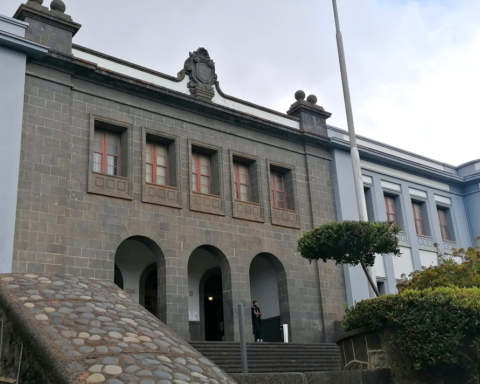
3,0 -> 479,166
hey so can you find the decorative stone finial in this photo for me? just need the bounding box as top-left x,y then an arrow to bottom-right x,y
307,94 -> 317,105
295,90 -> 306,101
29,0 -> 44,4
50,0 -> 66,13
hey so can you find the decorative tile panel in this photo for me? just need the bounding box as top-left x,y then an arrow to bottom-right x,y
142,183 -> 180,208
398,231 -> 408,244
88,173 -> 132,200
233,201 -> 264,223
418,236 -> 433,247
271,207 -> 300,229
444,240 -> 458,251
190,192 -> 224,216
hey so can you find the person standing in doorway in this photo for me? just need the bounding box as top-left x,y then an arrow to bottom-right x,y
251,300 -> 263,342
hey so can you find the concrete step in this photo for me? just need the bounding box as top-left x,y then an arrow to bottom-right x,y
189,341 -> 342,373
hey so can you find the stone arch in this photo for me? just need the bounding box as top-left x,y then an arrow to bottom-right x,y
249,252 -> 291,342
187,245 -> 234,341
114,235 -> 166,322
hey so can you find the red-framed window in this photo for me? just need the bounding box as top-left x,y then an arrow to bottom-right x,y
146,142 -> 169,186
233,163 -> 251,202
93,130 -> 121,176
270,171 -> 287,209
412,202 -> 426,236
192,153 -> 211,194
437,208 -> 450,240
384,196 -> 397,225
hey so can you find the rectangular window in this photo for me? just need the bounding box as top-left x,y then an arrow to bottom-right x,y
93,129 -> 121,176
270,172 -> 287,209
233,163 -> 251,202
384,195 -> 397,225
412,202 -> 426,236
192,153 -> 211,194
437,208 -> 450,240
146,142 -> 169,186
377,280 -> 387,295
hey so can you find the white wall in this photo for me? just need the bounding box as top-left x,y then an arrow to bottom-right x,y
393,246 -> 414,279
249,256 -> 280,319
188,249 -> 219,321
374,255 -> 386,278
419,250 -> 438,268
115,239 -> 157,303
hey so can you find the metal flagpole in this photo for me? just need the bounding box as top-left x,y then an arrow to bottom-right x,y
331,0 -> 378,297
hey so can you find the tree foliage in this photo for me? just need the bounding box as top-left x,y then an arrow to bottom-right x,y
297,220 -> 401,266
297,220 -> 401,296
342,287 -> 480,378
397,247 -> 480,293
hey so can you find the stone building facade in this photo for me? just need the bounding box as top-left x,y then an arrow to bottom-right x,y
0,1 -> 346,344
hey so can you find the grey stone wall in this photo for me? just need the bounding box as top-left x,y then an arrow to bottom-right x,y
13,58 -> 345,343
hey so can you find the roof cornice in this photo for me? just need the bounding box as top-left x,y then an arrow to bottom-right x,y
35,51 -> 332,149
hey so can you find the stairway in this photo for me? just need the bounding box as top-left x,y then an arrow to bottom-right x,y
189,341 -> 342,374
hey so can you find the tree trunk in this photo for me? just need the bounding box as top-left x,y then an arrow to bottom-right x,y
360,260 -> 381,297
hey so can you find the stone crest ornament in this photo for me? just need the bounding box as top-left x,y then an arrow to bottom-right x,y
184,48 -> 217,102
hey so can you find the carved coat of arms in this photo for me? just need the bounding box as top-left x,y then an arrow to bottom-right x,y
184,48 -> 217,102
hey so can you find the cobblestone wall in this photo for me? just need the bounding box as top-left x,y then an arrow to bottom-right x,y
0,273 -> 238,384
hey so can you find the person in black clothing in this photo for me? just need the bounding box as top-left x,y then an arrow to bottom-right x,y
251,300 -> 263,342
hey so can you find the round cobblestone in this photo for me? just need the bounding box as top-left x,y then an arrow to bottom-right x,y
154,371 -> 173,380
103,365 -> 122,375
89,365 -> 103,373
86,373 -> 105,383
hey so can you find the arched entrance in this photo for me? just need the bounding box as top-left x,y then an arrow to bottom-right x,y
249,253 -> 291,342
188,245 -> 233,341
114,236 -> 165,321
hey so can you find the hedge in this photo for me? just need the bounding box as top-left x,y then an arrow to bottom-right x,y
397,247 -> 480,292
342,287 -> 480,375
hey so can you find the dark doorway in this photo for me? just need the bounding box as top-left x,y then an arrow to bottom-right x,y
114,265 -> 124,289
144,268 -> 157,317
204,274 -> 224,341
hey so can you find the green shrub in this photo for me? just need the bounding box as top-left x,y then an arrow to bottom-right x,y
297,220 -> 400,296
342,287 -> 480,376
397,247 -> 480,292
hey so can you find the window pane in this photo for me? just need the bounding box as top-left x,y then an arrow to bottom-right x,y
157,155 -> 166,166
106,133 -> 120,155
192,156 -> 197,172
93,140 -> 102,153
157,176 -> 166,185
107,155 -> 118,176
192,174 -> 197,191
93,153 -> 102,173
275,174 -> 284,191
200,175 -> 210,187
146,164 -> 152,183
277,192 -> 285,208
200,184 -> 209,194
200,165 -> 209,176
157,166 -> 166,177
146,144 -> 153,163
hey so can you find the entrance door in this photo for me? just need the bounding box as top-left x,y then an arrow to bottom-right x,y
204,274 -> 224,341
144,268 -> 157,317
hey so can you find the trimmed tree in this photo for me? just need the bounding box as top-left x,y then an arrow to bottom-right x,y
297,221 -> 401,296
